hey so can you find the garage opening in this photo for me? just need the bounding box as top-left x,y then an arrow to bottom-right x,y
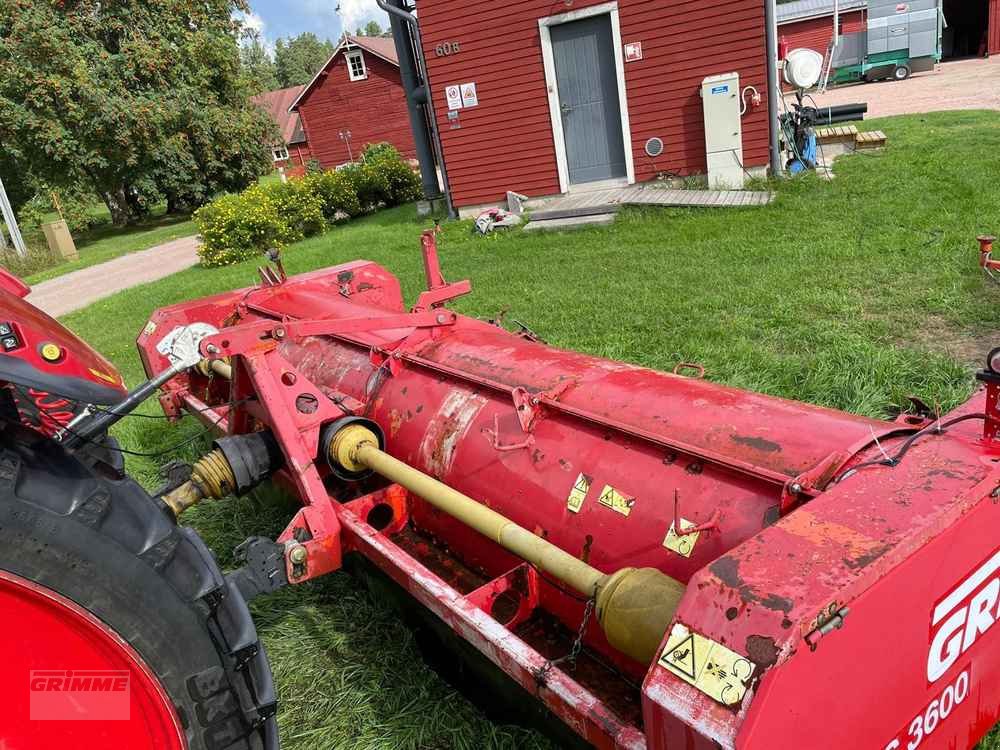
942,0 -> 990,58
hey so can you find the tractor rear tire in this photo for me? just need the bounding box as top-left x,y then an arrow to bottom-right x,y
0,424 -> 278,750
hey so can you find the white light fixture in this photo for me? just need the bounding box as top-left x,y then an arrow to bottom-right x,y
783,48 -> 825,90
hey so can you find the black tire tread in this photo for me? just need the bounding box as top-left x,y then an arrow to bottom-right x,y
0,425 -> 277,750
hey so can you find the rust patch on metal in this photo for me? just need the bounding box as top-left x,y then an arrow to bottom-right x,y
778,510 -> 884,561
843,543 -> 892,570
419,390 -> 487,478
745,634 -> 780,671
389,409 -> 405,438
581,534 -> 594,565
730,435 -> 782,454
711,556 -> 794,614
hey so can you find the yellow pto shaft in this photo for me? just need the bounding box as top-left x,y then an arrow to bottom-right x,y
329,423 -> 686,664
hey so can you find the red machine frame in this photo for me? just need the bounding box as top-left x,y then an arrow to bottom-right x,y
137,231 -> 1000,749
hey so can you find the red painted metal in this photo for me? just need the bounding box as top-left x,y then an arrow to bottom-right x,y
0,569 -> 185,749
0,278 -> 128,416
416,0 -> 771,209
136,233 -> 1000,748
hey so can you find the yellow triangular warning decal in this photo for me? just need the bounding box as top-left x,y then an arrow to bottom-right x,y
663,634 -> 697,680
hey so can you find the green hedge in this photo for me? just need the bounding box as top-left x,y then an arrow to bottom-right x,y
195,143 -> 422,268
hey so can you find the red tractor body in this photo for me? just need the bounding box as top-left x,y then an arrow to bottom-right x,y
133,234 -> 1000,750
0,268 -> 126,432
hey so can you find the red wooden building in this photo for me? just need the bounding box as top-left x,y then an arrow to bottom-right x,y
415,0 -> 772,212
289,36 -> 417,169
778,0 -> 1000,61
253,85 -> 312,174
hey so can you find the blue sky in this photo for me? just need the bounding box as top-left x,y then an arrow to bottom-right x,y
237,0 -> 389,49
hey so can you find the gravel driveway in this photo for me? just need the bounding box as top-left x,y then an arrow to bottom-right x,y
26,235 -> 201,318
791,57 -> 1000,118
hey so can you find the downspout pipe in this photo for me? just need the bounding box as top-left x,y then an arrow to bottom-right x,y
378,0 -> 457,218
764,0 -> 783,178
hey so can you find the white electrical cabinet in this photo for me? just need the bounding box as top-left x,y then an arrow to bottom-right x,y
701,72 -> 744,190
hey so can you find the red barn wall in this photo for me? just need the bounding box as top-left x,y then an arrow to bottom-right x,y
991,0 -> 1000,55
274,142 -> 312,172
418,0 -> 771,209
297,54 -> 416,170
779,10 -> 866,56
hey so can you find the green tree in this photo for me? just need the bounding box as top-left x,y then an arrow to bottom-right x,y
274,33 -> 335,87
241,31 -> 279,94
0,0 -> 276,225
363,20 -> 384,36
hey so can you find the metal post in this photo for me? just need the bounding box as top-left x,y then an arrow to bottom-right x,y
0,175 -> 28,258
379,0 -> 457,218
764,0 -> 783,178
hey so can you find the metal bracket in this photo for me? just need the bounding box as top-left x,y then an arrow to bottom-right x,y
484,414 -> 536,452
412,228 -> 472,312
199,310 -> 457,360
805,606 -> 850,651
228,537 -> 290,603
779,451 -> 848,513
672,489 -> 721,537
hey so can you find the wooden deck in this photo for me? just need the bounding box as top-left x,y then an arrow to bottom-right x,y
528,184 -> 774,220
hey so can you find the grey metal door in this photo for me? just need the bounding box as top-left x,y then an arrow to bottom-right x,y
551,15 -> 627,185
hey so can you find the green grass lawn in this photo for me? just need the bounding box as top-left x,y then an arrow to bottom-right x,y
19,207 -> 196,285
58,109 -> 1000,749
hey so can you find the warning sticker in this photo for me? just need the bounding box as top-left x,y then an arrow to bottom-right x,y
663,518 -> 700,557
598,485 -> 635,516
566,473 -> 592,513
658,624 -> 756,706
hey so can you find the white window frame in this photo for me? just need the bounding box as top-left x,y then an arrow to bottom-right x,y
346,50 -> 367,81
272,145 -> 290,162
538,2 -> 635,194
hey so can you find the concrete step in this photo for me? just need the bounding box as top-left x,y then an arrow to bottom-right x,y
530,204 -> 625,222
524,214 -> 617,232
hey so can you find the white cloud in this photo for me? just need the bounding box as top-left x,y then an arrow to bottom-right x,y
234,10 -> 275,55
335,0 -> 388,32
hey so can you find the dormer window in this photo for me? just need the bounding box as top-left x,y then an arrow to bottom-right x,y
346,50 -> 367,81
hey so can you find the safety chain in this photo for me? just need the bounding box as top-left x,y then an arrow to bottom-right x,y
533,597 -> 595,687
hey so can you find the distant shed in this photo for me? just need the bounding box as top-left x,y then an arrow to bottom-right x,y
289,35 -> 416,169
778,0 -> 1000,60
778,0 -> 867,58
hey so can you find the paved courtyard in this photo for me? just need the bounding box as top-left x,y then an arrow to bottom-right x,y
793,57 -> 1000,118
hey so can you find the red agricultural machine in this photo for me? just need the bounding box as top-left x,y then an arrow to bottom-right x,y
4,231 -> 1000,750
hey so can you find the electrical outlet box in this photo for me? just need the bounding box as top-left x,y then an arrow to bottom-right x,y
701,72 -> 744,190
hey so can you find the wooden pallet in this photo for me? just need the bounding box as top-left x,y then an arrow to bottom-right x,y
855,130 -> 887,149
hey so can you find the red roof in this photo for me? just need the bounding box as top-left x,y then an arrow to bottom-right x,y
288,36 -> 399,112
253,85 -> 307,145
347,35 -> 398,65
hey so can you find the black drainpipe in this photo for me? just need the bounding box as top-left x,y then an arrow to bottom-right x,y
378,0 -> 457,218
